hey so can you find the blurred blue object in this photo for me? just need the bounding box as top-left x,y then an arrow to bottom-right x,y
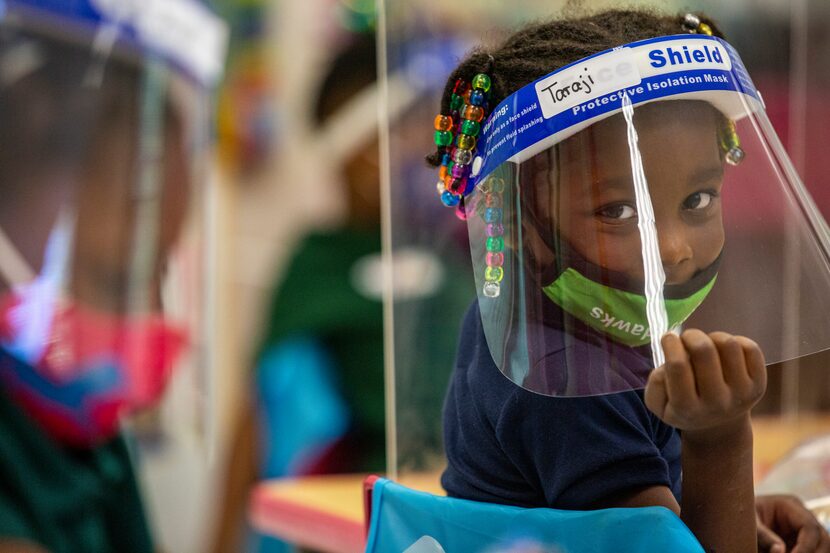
365,478 -> 705,553
251,336 -> 351,553
256,335 -> 351,478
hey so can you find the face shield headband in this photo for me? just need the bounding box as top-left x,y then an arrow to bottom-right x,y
436,32 -> 764,367
1,0 -> 229,89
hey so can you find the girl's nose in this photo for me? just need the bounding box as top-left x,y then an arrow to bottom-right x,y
658,223 -> 693,276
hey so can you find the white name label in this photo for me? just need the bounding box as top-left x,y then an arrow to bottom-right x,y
534,38 -> 735,121
535,48 -> 641,120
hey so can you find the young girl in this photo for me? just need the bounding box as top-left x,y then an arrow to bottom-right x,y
430,9 -> 830,553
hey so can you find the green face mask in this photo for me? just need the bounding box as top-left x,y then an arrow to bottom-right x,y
541,260 -> 718,348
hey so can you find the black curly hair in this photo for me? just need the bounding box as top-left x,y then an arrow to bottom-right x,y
427,9 -> 726,166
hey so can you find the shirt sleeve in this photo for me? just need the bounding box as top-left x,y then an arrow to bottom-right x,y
442,303 -> 551,507
442,301 -> 677,510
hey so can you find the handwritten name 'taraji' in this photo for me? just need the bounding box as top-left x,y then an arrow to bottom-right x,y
539,68 -> 596,104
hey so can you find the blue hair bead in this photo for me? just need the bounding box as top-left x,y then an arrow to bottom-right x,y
484,207 -> 502,223
470,89 -> 485,106
441,191 -> 461,207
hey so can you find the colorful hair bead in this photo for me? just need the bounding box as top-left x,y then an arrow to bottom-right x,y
434,130 -> 453,147
485,194 -> 502,208
453,79 -> 468,95
461,120 -> 480,137
449,177 -> 467,194
450,94 -> 464,111
451,163 -> 466,178
484,208 -> 502,224
486,236 -> 504,252
463,105 -> 484,122
483,281 -> 501,298
472,73 -> 491,93
456,133 -> 476,151
725,147 -> 745,165
719,119 -> 745,166
484,207 -> 501,223
485,266 -> 504,283
453,148 -> 473,166
436,180 -> 447,194
455,201 -> 468,221
441,191 -> 461,207
470,89 -> 485,106
683,13 -> 713,36
485,223 -> 504,237
486,252 -> 504,267
682,13 -> 701,32
434,115 -> 453,131
474,197 -> 487,216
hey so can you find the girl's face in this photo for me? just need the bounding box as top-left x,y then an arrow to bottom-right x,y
541,101 -> 725,285
71,99 -> 191,313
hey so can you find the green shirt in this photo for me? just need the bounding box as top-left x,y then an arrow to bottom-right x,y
0,389 -> 153,553
261,229 -> 386,470
260,229 -> 474,472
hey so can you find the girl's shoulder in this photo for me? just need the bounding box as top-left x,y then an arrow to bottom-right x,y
450,300 -> 658,429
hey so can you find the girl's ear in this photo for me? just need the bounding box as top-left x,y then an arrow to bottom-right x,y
512,151 -> 557,270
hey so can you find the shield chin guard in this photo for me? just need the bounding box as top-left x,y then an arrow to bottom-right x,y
436,33 -> 830,397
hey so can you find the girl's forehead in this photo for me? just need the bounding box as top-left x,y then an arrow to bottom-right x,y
593,100 -> 721,138
557,102 -> 722,163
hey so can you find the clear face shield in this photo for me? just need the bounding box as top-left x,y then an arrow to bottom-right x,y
452,34 -> 830,397
0,3 -> 226,445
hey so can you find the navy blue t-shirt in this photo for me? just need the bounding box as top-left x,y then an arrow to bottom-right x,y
442,301 -> 681,509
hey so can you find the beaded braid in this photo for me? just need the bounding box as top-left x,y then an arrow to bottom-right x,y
427,53 -> 497,221
682,13 -> 745,164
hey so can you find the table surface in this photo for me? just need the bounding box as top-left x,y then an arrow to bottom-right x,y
250,414 -> 830,553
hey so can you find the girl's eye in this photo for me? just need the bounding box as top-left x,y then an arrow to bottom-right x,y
598,204 -> 637,221
683,191 -> 716,210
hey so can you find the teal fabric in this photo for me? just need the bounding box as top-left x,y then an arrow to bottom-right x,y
257,336 -> 350,477
0,387 -> 153,553
365,478 -> 705,553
